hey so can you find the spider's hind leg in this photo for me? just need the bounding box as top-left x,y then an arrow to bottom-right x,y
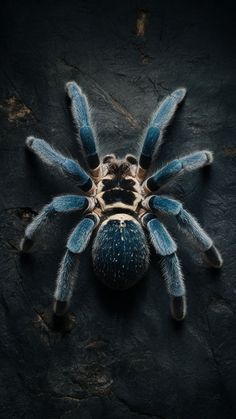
144,196 -> 223,268
20,195 -> 94,252
177,207 -> 223,268
143,213 -> 186,320
53,214 -> 98,316
161,254 -> 187,321
53,250 -> 79,317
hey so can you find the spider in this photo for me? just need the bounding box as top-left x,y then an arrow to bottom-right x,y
20,81 -> 223,321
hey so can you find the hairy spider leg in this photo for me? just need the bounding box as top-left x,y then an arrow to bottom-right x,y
143,213 -> 186,320
66,81 -> 101,179
138,88 -> 187,179
142,150 -> 213,192
54,214 -> 99,316
143,195 -> 223,268
26,136 -> 95,194
20,195 -> 94,252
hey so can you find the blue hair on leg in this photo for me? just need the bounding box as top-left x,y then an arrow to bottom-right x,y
66,81 -> 90,126
177,207 -> 223,267
80,126 -> 100,170
144,150 -> 213,192
26,136 -> 94,192
52,195 -> 93,213
144,195 -> 223,269
151,88 -> 186,130
66,81 -> 100,172
146,218 -> 185,296
138,88 -> 186,175
67,216 -> 97,254
139,127 -> 161,170
177,208 -> 212,251
145,159 -> 183,191
144,213 -> 186,320
146,218 -> 177,256
161,253 -> 185,297
20,81 -> 223,322
146,195 -> 182,215
20,195 -> 92,252
180,150 -> 213,170
54,250 -> 79,315
20,203 -> 55,252
161,254 -> 186,320
54,215 -> 97,315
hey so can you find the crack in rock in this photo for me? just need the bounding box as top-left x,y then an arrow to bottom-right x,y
60,58 -> 141,129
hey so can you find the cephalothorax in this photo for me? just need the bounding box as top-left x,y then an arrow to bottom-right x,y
21,82 -> 223,320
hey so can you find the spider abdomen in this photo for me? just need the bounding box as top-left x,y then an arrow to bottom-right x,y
92,214 -> 150,290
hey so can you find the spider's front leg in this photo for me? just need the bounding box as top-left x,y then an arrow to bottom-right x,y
53,213 -> 99,316
138,88 -> 186,179
142,150 -> 213,193
26,136 -> 96,194
66,81 -> 101,179
142,213 -> 186,320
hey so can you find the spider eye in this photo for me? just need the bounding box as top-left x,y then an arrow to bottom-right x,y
108,162 -> 118,173
120,162 -> 130,173
125,154 -> 138,165
102,154 -> 116,164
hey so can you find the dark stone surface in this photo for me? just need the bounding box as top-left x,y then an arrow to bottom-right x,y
0,1 -> 236,418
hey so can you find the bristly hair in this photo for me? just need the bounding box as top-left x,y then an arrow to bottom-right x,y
21,80 -> 223,322
106,159 -> 131,178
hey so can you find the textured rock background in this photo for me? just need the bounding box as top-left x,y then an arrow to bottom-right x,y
0,0 -> 235,418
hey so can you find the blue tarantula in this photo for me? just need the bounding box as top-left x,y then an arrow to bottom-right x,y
20,81 -> 223,321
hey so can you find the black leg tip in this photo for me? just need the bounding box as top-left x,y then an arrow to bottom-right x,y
204,245 -> 223,269
20,237 -> 34,252
53,299 -> 69,317
170,295 -> 187,321
52,312 -> 76,333
40,306 -> 76,333
52,299 -> 76,333
25,136 -> 34,147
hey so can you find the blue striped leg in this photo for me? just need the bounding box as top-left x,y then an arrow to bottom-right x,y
54,214 -> 99,316
20,195 -> 94,252
143,213 -> 186,320
138,88 -> 186,179
143,196 -> 223,268
66,81 -> 101,179
142,150 -> 213,193
26,136 -> 95,194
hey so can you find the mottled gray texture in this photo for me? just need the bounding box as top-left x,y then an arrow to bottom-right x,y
0,0 -> 235,418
